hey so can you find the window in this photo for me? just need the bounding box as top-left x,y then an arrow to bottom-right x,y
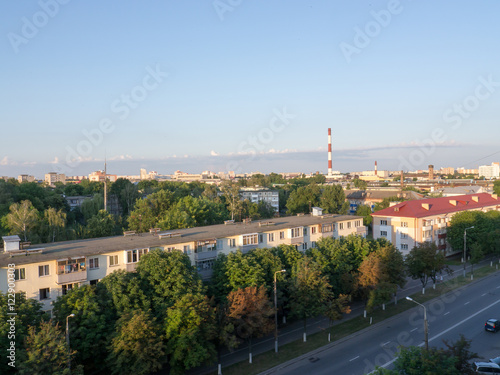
290,227 -> 302,238
280,231 -> 285,240
355,220 -> 361,227
268,233 -> 275,242
62,283 -> 78,295
229,239 -> 236,248
339,223 -> 344,230
165,246 -> 177,252
401,244 -> 409,250
242,234 -> 258,246
126,249 -> 149,263
39,265 -> 49,277
311,241 -> 317,248
259,234 -> 263,243
311,226 -> 317,234
183,245 -> 191,254
401,222 -> 408,228
380,231 -> 388,237
89,279 -> 99,286
401,233 -> 408,239
217,240 -> 223,250
14,268 -> 26,281
57,258 -> 86,274
109,255 -> 119,266
89,257 -> 99,269
322,224 -> 333,233
39,288 -> 50,300
380,220 -> 388,226
302,242 -> 308,250
347,222 -> 351,229
303,228 -> 307,236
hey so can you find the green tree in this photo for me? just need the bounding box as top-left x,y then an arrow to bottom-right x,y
136,249 -> 204,315
44,207 -> 66,242
6,200 -> 39,241
52,285 -> 113,374
18,320 -> 82,375
165,293 -> 216,374
0,292 -> 47,374
288,257 -> 332,341
225,250 -> 267,291
221,181 -> 243,221
107,310 -> 165,375
325,294 -> 351,342
447,210 -> 492,255
405,242 -> 449,293
469,242 -> 484,277
109,178 -> 139,216
286,184 -> 320,214
228,286 -> 274,363
86,209 -> 116,238
352,178 -> 368,190
80,194 -> 104,222
320,185 -> 349,214
128,189 -> 174,232
355,204 -> 373,227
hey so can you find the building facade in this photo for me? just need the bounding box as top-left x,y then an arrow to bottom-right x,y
45,172 -> 66,186
372,193 -> 500,255
240,187 -> 280,212
1,214 -> 366,311
479,163 -> 500,179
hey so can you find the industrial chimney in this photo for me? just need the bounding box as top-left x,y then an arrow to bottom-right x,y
328,128 -> 332,176
428,165 -> 434,180
375,160 -> 378,176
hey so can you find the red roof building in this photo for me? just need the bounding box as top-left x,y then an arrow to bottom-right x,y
371,193 -> 500,255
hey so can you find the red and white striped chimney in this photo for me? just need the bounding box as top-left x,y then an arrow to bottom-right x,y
328,128 -> 332,175
375,160 -> 378,176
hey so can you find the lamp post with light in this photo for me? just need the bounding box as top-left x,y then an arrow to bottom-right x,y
274,269 -> 286,353
66,313 -> 75,371
406,297 -> 428,350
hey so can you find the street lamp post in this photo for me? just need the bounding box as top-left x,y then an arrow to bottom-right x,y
406,297 -> 428,350
66,313 -> 75,371
274,269 -> 286,353
463,226 -> 474,277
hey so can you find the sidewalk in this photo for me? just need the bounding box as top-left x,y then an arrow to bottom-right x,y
188,257 -> 498,375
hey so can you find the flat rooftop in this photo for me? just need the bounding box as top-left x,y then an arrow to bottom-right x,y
0,214 -> 360,267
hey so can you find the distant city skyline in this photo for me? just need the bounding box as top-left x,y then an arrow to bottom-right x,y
1,1 -> 499,178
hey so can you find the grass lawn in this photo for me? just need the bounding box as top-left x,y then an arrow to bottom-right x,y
214,265 -> 499,375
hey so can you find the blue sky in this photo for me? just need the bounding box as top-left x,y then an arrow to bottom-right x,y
1,1 -> 500,178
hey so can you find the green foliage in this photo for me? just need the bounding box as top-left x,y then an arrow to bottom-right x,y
6,200 -> 39,241
405,242 -> 450,289
447,210 -> 494,255
80,193 -> 104,222
320,184 -> 349,214
165,293 -> 216,373
107,310 -> 165,375
18,320 -> 81,375
225,250 -> 267,291
221,181 -> 243,221
128,189 -> 174,231
86,209 -> 117,238
109,178 -> 140,216
355,204 -> 373,226
352,178 -> 368,190
286,184 -> 320,214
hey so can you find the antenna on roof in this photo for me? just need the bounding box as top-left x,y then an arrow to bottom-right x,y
104,153 -> 107,212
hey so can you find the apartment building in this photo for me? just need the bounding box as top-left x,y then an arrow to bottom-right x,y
372,193 -> 500,255
89,171 -> 117,183
479,163 -> 500,179
44,172 -> 66,186
240,187 -> 279,212
18,174 -> 36,183
0,214 -> 366,311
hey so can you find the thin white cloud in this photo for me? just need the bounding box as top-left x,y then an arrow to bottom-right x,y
210,150 -> 219,156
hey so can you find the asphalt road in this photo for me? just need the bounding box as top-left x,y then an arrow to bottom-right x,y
260,270 -> 500,375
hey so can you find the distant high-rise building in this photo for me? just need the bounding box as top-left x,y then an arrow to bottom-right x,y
45,172 -> 65,186
479,163 -> 500,179
18,174 -> 35,183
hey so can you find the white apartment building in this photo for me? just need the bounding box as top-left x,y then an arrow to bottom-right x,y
240,187 -> 279,212
18,174 -> 35,183
1,214 -> 366,311
44,172 -> 66,186
479,163 -> 500,179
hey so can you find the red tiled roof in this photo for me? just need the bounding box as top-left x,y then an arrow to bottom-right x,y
371,193 -> 499,218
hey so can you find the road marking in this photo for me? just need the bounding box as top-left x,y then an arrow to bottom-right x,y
482,293 -> 488,296
349,356 -> 360,362
370,298 -> 500,373
411,327 -> 418,332
444,312 -> 450,316
496,286 -> 500,289
382,341 -> 390,346
464,302 -> 470,305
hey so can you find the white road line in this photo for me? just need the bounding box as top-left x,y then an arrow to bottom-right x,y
371,298 -> 500,373
482,293 -> 488,296
464,301 -> 470,305
444,312 -> 450,316
496,286 -> 500,289
382,341 -> 390,346
411,328 -> 418,332
349,356 -> 360,362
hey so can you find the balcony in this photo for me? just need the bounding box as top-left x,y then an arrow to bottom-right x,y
57,270 -> 87,285
126,263 -> 138,272
422,225 -> 432,232
438,233 -> 447,239
356,226 -> 367,236
437,222 -> 446,229
194,250 -> 218,261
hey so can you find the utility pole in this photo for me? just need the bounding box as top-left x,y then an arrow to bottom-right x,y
104,158 -> 107,212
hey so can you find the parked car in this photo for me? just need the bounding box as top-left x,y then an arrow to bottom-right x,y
485,319 -> 500,332
490,356 -> 500,365
474,361 -> 500,373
